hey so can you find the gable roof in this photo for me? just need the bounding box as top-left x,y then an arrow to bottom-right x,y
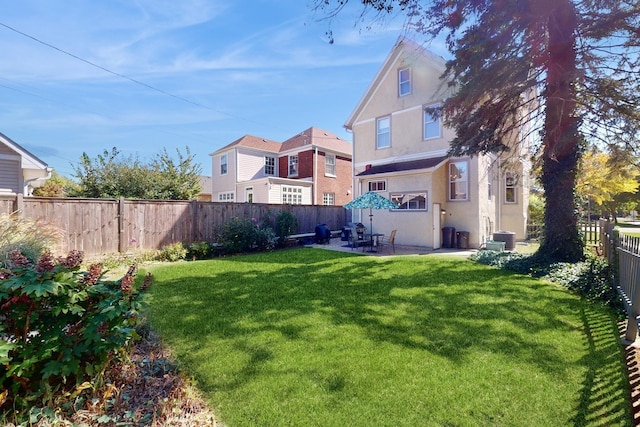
356,156 -> 448,177
211,127 -> 352,157
0,131 -> 49,170
211,134 -> 282,155
281,127 -> 351,156
344,37 -> 447,130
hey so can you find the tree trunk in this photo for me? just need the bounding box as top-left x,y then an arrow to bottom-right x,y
537,0 -> 584,262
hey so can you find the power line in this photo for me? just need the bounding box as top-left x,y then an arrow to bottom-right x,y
0,20 -> 270,128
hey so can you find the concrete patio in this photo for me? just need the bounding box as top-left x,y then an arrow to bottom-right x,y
305,236 -> 478,257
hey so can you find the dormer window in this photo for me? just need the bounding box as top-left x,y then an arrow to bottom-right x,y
398,67 -> 411,96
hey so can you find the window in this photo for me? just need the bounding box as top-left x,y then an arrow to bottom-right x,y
220,154 -> 228,175
487,166 -> 494,199
390,192 -> 427,210
218,192 -> 234,201
323,192 -> 335,206
282,185 -> 303,204
368,180 -> 386,192
246,187 -> 253,203
449,161 -> 468,200
265,156 -> 275,175
376,117 -> 390,149
505,171 -> 518,203
289,155 -> 298,176
423,105 -> 441,139
398,67 -> 411,96
325,154 -> 336,176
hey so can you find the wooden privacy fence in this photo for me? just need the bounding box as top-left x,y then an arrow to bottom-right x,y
0,195 -> 349,256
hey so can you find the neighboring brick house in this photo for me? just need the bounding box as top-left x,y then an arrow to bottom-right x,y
210,127 -> 352,205
345,38 -> 531,248
0,132 -> 51,196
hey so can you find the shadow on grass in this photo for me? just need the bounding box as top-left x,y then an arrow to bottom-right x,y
147,247 -> 630,426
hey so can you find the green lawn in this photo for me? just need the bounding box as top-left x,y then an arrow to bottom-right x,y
147,248 -> 630,427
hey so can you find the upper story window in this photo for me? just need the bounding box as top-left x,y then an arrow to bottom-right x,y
424,104 -> 441,140
398,67 -> 411,96
368,180 -> 386,192
505,171 -> 518,203
265,156 -> 275,175
376,116 -> 390,149
220,154 -> 228,175
325,154 -> 336,176
449,161 -> 469,201
288,155 -> 299,176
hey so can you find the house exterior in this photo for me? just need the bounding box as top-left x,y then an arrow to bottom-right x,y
210,127 -> 352,205
345,38 -> 530,249
0,132 -> 51,196
197,175 -> 212,201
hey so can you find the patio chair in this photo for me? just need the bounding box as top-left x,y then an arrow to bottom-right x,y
377,229 -> 396,253
349,226 -> 371,249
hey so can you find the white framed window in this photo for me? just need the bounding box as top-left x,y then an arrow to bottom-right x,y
325,154 -> 336,176
488,165 -> 494,200
323,192 -> 335,206
218,192 -> 234,201
282,185 -> 303,204
220,154 -> 228,175
289,155 -> 299,176
424,104 -> 441,140
368,180 -> 386,192
398,67 -> 411,96
376,116 -> 390,149
449,161 -> 469,201
390,192 -> 427,211
265,156 -> 275,175
505,171 -> 518,203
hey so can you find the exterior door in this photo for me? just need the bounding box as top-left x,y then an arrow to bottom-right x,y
245,187 -> 253,203
433,203 -> 441,249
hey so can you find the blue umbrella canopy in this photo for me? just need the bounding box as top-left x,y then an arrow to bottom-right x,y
344,191 -> 398,234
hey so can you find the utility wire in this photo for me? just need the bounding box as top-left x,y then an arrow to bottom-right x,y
0,20 -> 272,129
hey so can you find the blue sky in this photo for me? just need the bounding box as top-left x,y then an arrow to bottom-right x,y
1,1 -> 446,178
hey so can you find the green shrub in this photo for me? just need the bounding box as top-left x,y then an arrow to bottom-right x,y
187,241 -> 215,260
0,249 -> 151,422
218,217 -> 278,254
470,251 -> 623,314
0,214 -> 61,266
275,209 -> 298,247
155,242 -> 187,262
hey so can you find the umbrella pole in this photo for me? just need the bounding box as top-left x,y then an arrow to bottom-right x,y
369,207 -> 373,235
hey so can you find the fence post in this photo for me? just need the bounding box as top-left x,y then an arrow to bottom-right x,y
15,193 -> 24,217
118,197 -> 125,253
192,200 -> 198,243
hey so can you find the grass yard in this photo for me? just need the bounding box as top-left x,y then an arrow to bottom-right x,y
147,248 -> 630,427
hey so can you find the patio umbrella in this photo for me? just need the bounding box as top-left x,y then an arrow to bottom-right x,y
344,191 -> 399,234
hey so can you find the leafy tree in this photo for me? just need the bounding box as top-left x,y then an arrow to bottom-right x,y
315,0 -> 640,262
577,149 -> 639,222
31,171 -> 79,197
72,147 -> 202,200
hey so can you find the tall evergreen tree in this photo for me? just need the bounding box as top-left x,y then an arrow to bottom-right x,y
316,0 -> 640,262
